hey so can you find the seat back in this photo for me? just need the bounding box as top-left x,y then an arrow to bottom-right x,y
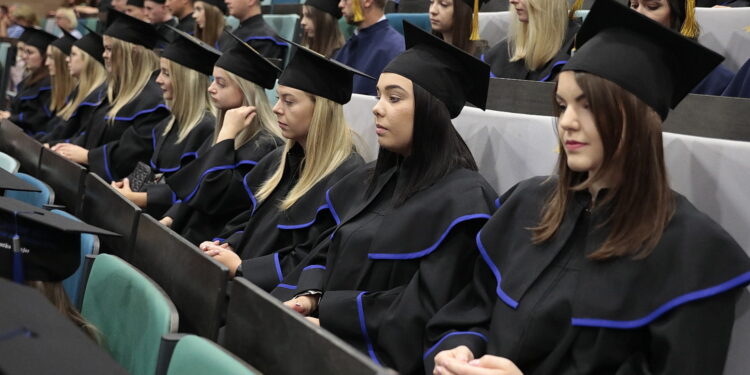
81,173 -> 141,262
155,334 -> 260,375
0,151 -> 19,173
224,278 -> 395,375
53,209 -> 99,309
265,14 -> 299,64
0,120 -> 43,176
386,13 -> 431,35
133,214 -> 229,340
39,147 -> 87,215
4,172 -> 54,207
81,254 -> 179,375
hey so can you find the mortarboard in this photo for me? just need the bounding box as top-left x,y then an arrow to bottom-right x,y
217,30 -> 281,89
0,196 -> 119,283
305,0 -> 342,19
50,29 -> 79,56
0,170 -> 40,193
383,21 -> 490,118
278,39 -> 374,104
19,28 -> 57,53
74,25 -> 106,65
161,25 -> 221,76
104,8 -> 160,49
0,279 -> 129,374
562,0 -> 723,120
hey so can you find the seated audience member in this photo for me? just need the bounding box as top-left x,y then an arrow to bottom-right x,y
53,10 -> 170,183
275,22 -> 498,375
192,0 -> 227,48
145,0 -> 176,27
5,4 -> 37,38
112,28 -> 218,218
430,0 -> 490,56
630,0 -> 736,95
0,28 -> 56,137
216,0 -> 288,65
482,0 -> 581,81
54,7 -> 83,38
125,0 -> 150,21
722,58 -> 750,98
160,31 -> 283,244
426,2 -> 750,374
334,0 -> 405,95
39,31 -> 78,140
199,41 -> 366,293
166,0 -> 196,33
42,29 -> 108,146
300,0 -> 345,58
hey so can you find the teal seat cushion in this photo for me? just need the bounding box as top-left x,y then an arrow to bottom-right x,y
167,335 -> 258,375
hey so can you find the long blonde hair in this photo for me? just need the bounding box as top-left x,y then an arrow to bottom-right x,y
105,35 -> 160,124
27,280 -> 102,343
194,1 -> 226,48
48,45 -> 77,114
161,59 -> 213,143
255,96 -> 355,210
214,69 -> 280,149
508,0 -> 568,71
57,46 -> 108,121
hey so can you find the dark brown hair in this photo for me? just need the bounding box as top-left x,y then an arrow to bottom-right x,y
24,45 -> 50,87
532,72 -> 675,260
301,5 -> 344,58
432,0 -> 481,56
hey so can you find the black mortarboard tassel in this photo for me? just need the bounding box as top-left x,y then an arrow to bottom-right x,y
383,21 -> 490,118
305,0 -> 342,19
0,197 -> 119,283
562,0 -> 723,120
50,29 -> 79,56
161,25 -> 221,76
104,8 -> 160,49
19,28 -> 57,53
278,39 -> 374,104
216,30 -> 281,89
74,25 -> 106,65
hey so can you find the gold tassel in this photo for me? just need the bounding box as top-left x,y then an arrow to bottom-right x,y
470,0 -> 480,40
680,0 -> 699,39
353,0 -> 364,23
568,0 -> 583,19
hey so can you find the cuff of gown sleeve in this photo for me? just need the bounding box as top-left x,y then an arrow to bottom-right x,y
296,267 -> 326,293
318,290 -> 366,344
241,253 -> 282,291
87,145 -> 112,182
145,184 -> 176,209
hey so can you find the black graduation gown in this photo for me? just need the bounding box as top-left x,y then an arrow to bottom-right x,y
38,82 -> 108,146
424,176 -> 750,375
162,130 -> 282,244
9,76 -> 53,137
141,111 -> 215,218
87,72 -> 170,182
176,14 -> 195,35
482,20 -> 580,82
217,14 -> 288,65
271,164 -> 498,375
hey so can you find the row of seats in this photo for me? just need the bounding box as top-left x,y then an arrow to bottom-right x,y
0,119 -> 391,374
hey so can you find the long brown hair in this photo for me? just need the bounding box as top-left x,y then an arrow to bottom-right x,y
25,45 -> 50,87
432,0 -> 481,55
194,1 -> 226,48
532,72 -> 675,260
27,281 -> 102,343
47,45 -> 77,114
300,5 -> 344,58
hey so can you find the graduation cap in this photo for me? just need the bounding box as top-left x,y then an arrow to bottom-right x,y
279,39 -> 373,104
458,0 -> 490,40
50,29 -> 79,56
161,25 -> 221,76
19,27 -> 57,53
104,7 -> 160,49
305,0 -> 342,19
0,279 -> 129,375
74,25 -> 106,65
127,0 -> 145,7
201,0 -> 228,15
0,196 -> 119,283
216,30 -> 281,89
0,170 -> 41,193
383,21 -> 490,118
561,0 -> 723,120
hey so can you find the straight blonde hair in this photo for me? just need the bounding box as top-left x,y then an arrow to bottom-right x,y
194,1 -> 225,48
57,46 -> 108,121
213,69 -> 280,149
48,45 -> 77,114
105,35 -> 159,124
255,96 -> 355,210
508,0 -> 568,71
161,59 -> 213,143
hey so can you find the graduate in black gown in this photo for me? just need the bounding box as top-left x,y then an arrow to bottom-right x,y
217,0 -> 288,64
53,10 -> 171,183
481,0 -> 580,81
275,22 -> 499,375
199,41 -> 367,290
160,31 -> 283,244
110,27 -> 218,219
42,29 -> 108,146
426,2 -> 750,374
0,28 -> 56,136
37,30 -> 78,141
